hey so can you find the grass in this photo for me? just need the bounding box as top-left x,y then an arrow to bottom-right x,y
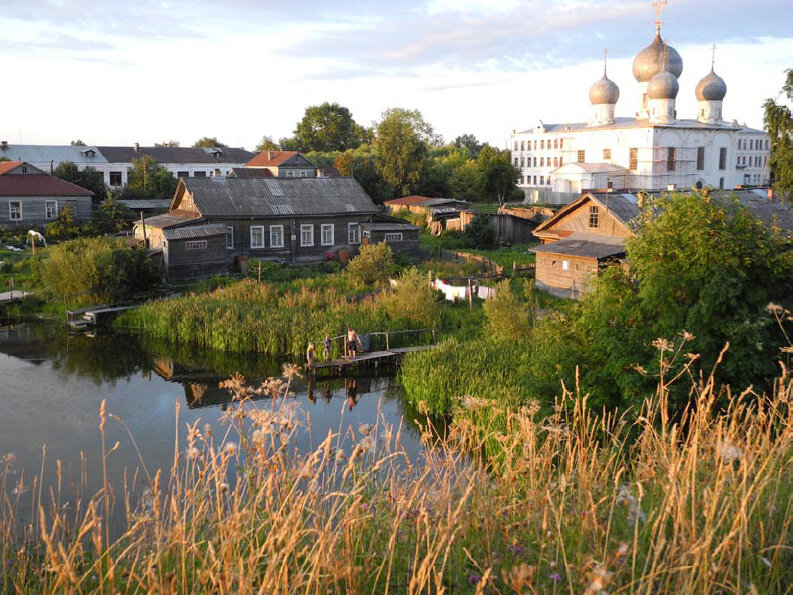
2,366 -> 792,592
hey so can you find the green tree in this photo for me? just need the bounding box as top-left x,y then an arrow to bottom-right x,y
124,156 -> 177,200
478,148 -> 520,205
155,140 -> 180,147
453,134 -> 483,158
91,196 -> 133,234
192,137 -> 227,148
279,137 -> 301,151
335,149 -> 394,203
256,136 -> 279,152
374,108 -> 440,196
294,102 -> 370,152
52,161 -> 107,204
764,68 -> 793,192
344,242 -> 398,285
70,139 -> 87,146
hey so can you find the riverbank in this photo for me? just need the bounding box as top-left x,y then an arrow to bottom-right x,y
2,370 -> 791,593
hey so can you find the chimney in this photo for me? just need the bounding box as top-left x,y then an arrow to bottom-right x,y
768,187 -> 774,200
1,140 -> 7,151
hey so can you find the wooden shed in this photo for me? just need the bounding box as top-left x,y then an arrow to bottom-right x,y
532,239 -> 626,298
361,222 -> 421,263
161,224 -> 230,280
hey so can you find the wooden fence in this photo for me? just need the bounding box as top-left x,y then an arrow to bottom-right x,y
420,248 -> 504,276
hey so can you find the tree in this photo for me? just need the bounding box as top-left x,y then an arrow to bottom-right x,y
70,139 -> 87,146
478,148 -> 520,205
91,196 -> 133,234
764,69 -> 793,192
374,108 -> 440,196
124,156 -> 177,200
453,134 -> 483,157
155,140 -> 180,147
293,102 -> 370,152
53,161 -> 107,205
335,150 -> 394,203
278,137 -> 301,151
192,137 -> 227,148
256,136 -> 279,152
344,242 -> 398,285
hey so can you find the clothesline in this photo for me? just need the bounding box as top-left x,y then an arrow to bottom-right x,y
431,278 -> 496,302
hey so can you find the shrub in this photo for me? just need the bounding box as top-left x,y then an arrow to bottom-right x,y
40,237 -> 159,305
344,242 -> 398,285
375,267 -> 440,328
483,280 -> 531,340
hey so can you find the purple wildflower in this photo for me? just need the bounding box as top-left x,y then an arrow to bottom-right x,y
508,544 -> 524,555
549,572 -> 562,582
467,573 -> 480,585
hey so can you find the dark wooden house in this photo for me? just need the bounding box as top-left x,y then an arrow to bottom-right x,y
361,221 -> 421,263
135,176 -> 380,278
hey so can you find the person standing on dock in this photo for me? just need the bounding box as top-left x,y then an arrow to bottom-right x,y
324,334 -> 332,361
346,327 -> 361,358
306,342 -> 315,367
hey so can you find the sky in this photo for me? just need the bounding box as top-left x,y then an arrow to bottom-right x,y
0,0 -> 791,151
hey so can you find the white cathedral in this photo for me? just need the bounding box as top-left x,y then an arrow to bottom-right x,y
510,16 -> 770,197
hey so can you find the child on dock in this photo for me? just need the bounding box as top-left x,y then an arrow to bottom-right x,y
324,334 -> 331,361
346,328 -> 361,357
306,342 -> 315,367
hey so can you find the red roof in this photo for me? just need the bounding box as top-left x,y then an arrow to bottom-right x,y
0,161 -> 23,175
0,174 -> 93,197
246,150 -> 298,167
384,195 -> 433,206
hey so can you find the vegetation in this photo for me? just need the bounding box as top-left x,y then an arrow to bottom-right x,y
52,161 -> 107,204
39,237 -> 160,306
192,136 -> 227,148
121,156 -> 178,200
764,68 -> 793,192
3,365 -> 793,592
292,102 -> 371,152
343,241 -> 398,285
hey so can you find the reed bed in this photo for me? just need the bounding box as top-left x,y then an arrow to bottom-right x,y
2,366 -> 792,593
118,277 -> 438,357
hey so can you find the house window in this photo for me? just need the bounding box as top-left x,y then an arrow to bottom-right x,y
514,157 -> 519,166
533,157 -> 537,167
348,222 -> 361,244
629,148 -> 638,170
554,139 -> 559,149
666,147 -> 676,172
321,224 -> 334,246
719,147 -> 727,170
603,148 -> 611,160
270,225 -> 284,248
696,147 -> 705,171
285,170 -> 294,178
226,226 -> 234,249
547,177 -> 551,185
540,176 -> 544,185
194,171 -> 206,178
533,176 -> 537,185
521,141 -> 525,151
9,201 -> 22,221
577,150 -> 585,163
541,140 -> 545,150
719,177 -> 724,189
514,141 -> 519,151
109,172 -> 122,186
588,205 -> 599,229
185,240 -> 207,250
533,141 -> 537,150
250,226 -> 265,248
299,170 -> 308,178
177,171 -> 189,179
384,233 -> 403,242
300,224 -> 314,247
540,157 -> 545,167
45,200 -> 58,220
520,157 -> 524,167
559,139 -> 564,149
562,260 -> 569,271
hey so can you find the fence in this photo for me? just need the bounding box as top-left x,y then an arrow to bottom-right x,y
419,248 -> 504,277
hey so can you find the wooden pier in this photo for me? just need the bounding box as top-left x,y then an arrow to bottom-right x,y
67,303 -> 138,331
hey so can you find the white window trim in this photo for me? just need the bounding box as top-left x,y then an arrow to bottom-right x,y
348,222 -> 361,245
562,260 -> 570,271
300,224 -> 314,247
185,240 -> 208,250
269,225 -> 284,248
320,223 -> 334,246
226,225 -> 234,249
45,200 -> 58,220
384,232 -> 403,242
250,225 -> 265,249
9,201 -> 22,221
285,170 -> 294,178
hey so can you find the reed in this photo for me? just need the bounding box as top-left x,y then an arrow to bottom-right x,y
2,366 -> 792,592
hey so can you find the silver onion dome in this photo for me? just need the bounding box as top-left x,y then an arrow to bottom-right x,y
695,69 -> 727,101
589,74 -> 620,105
633,33 -> 683,82
647,68 -> 680,100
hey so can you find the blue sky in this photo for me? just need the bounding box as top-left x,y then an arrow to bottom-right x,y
0,0 -> 790,149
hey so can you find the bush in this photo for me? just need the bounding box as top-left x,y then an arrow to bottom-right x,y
464,214 -> 494,248
375,267 -> 440,328
483,280 -> 531,340
40,237 -> 160,305
344,242 -> 398,285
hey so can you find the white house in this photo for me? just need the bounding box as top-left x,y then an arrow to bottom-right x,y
510,17 -> 770,201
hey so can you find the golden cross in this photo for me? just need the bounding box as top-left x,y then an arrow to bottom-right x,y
711,43 -> 717,69
653,0 -> 668,33
603,48 -> 608,73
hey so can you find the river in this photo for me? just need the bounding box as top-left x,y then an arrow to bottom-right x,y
0,322 -> 427,530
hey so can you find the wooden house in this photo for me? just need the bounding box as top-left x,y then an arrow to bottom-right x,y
361,221 -> 421,263
135,176 -> 380,278
0,161 -> 93,228
245,151 -> 320,178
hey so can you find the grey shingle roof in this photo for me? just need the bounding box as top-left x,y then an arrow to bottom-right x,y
182,177 -> 378,218
361,222 -> 420,232
589,192 -> 641,224
532,239 -> 627,259
163,224 -> 228,241
137,213 -> 200,229
0,144 -> 108,165
96,146 -> 255,164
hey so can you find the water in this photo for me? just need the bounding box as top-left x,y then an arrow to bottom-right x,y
0,322 -> 427,528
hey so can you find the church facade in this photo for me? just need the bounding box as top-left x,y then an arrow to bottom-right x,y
510,17 -> 770,197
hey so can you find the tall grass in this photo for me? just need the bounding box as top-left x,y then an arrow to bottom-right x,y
2,367 -> 793,592
118,276 -> 441,357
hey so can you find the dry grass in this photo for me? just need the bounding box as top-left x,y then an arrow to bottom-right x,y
2,363 -> 793,593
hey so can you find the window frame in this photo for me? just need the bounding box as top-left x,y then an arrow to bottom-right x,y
226,226 -> 234,249
666,147 -> 676,172
300,224 -> 314,247
320,223 -> 334,246
185,240 -> 208,250
269,225 -> 284,249
719,147 -> 727,170
602,148 -> 611,160
696,147 -> 705,171
9,201 -> 22,221
588,205 -> 599,229
628,148 -> 638,171
576,150 -> 585,163
384,232 -> 403,242
45,200 -> 58,220
250,225 -> 265,249
348,222 -> 361,245
562,260 -> 569,271
109,171 -> 123,186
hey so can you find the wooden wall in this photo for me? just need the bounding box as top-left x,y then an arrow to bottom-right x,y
488,214 -> 536,245
165,235 -> 229,279
543,198 -> 630,239
0,196 -> 92,228
534,253 -> 598,298
367,230 -> 421,263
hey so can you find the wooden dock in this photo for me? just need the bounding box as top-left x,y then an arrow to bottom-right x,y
0,290 -> 33,306
67,303 -> 138,331
308,345 -> 436,378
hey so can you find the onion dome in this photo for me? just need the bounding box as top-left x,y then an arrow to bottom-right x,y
647,68 -> 679,100
633,33 -> 683,82
589,74 -> 620,105
695,69 -> 727,101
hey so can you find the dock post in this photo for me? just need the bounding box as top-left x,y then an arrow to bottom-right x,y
432,329 -> 436,344
386,333 -> 390,350
467,278 -> 473,309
